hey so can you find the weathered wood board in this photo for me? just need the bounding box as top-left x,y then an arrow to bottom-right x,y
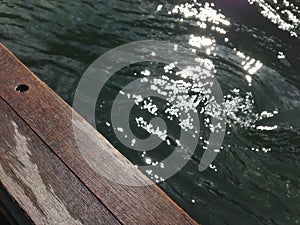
0,98 -> 120,225
0,43 -> 199,225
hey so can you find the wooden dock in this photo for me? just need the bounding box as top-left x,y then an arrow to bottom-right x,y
0,44 -> 199,225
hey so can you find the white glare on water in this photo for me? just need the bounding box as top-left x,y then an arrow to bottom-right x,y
248,0 -> 300,37
171,1 -> 230,31
111,2 -> 293,181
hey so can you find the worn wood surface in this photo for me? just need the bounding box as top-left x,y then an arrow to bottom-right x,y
0,98 -> 120,225
0,43 -> 199,225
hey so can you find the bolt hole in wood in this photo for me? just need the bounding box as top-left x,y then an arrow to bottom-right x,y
15,84 -> 29,93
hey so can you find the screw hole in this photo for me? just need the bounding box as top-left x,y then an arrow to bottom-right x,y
16,84 -> 29,93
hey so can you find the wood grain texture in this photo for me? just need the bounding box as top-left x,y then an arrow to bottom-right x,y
0,98 -> 120,225
0,43 -> 199,225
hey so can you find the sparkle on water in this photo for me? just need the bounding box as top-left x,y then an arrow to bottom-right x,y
2,0 -> 299,224
248,0 -> 300,37
111,1 -> 292,180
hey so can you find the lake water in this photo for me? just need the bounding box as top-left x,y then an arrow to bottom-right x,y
1,0 -> 299,224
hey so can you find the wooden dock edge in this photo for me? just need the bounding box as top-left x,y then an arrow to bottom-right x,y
0,43 -> 199,225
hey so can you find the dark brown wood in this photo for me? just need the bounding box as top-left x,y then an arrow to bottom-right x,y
0,43 -> 199,225
0,98 -> 120,225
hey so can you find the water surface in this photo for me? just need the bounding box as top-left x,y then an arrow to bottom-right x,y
1,1 -> 299,224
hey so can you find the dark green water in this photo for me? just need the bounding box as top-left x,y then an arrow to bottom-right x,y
1,0 -> 300,224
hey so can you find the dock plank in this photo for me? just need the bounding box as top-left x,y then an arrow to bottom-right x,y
0,43 -> 198,225
0,98 -> 120,225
